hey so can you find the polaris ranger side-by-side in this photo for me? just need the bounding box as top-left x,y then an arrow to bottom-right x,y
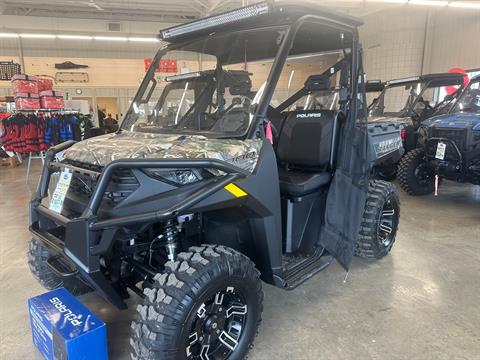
27,2 -> 402,359
369,73 -> 466,179
398,75 -> 480,195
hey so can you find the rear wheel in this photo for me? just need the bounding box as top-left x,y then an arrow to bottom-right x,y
130,245 -> 263,360
398,149 -> 435,195
355,180 -> 400,260
27,239 -> 92,295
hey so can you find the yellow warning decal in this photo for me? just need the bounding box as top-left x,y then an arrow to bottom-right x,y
224,183 -> 248,198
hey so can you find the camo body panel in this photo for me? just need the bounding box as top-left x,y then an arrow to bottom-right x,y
62,131 -> 263,174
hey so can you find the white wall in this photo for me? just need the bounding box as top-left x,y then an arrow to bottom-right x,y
360,6 -> 479,82
360,7 -> 428,82
427,10 -> 480,73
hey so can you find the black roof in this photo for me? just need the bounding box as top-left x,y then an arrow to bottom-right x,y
157,1 -> 362,64
387,73 -> 465,87
160,1 -> 363,43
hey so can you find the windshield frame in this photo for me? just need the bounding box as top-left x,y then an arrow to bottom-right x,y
450,76 -> 480,114
121,16 -> 360,139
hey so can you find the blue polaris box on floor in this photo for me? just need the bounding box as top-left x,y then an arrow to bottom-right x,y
28,287 -> 108,360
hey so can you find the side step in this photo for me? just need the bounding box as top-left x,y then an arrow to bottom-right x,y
280,247 -> 333,290
46,255 -> 79,278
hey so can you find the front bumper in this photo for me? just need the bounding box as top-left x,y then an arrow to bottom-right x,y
29,141 -> 248,309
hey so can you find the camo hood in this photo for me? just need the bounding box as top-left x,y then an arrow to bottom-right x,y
62,131 -> 263,173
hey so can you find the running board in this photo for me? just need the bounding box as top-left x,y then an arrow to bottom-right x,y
46,255 -> 79,278
280,248 -> 333,290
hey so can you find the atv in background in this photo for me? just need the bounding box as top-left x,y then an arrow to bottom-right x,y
369,73 -> 466,180
398,75 -> 480,195
27,2 -> 402,359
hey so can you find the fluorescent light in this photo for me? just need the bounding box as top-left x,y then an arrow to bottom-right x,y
57,35 -> 93,40
20,33 -> 56,39
0,33 -> 19,38
370,0 -> 408,3
448,1 -> 480,9
128,37 -> 159,42
93,36 -> 128,41
409,0 -> 448,6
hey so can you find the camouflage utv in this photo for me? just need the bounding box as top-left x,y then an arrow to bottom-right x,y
28,2 -> 402,359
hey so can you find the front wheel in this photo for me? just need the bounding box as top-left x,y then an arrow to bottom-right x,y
398,149 -> 435,195
131,245 -> 263,360
355,180 -> 400,260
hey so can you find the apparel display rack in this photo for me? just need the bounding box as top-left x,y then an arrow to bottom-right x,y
1,109 -> 89,180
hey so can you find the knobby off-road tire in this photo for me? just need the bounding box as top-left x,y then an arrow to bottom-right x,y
131,245 -> 263,360
355,180 -> 400,260
398,149 -> 435,195
27,239 -> 92,295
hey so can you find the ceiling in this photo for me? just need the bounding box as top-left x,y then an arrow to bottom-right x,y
0,0 -> 478,23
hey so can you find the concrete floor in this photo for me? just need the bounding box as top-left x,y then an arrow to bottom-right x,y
1,161 -> 479,360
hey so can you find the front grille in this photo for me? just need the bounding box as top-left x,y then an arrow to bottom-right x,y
63,160 -> 139,206
432,128 -> 467,150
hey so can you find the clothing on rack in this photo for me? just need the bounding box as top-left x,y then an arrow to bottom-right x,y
0,112 -> 94,154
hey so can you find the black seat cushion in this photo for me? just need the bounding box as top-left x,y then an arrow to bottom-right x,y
278,167 -> 331,196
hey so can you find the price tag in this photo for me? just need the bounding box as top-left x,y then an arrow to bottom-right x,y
435,142 -> 446,160
49,170 -> 72,213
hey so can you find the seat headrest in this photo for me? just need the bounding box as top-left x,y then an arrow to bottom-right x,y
276,110 -> 336,168
304,75 -> 332,92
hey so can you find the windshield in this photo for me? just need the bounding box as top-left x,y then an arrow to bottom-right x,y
121,28 -> 281,138
370,81 -> 423,116
452,78 -> 480,114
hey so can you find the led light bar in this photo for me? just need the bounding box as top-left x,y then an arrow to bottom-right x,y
165,72 -> 202,82
387,76 -> 420,85
160,2 -> 270,40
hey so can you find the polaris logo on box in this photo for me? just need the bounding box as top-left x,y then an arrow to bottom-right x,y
297,113 -> 322,119
49,296 -> 83,326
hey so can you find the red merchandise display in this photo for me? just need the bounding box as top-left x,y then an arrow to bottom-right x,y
14,93 -> 40,110
37,77 -> 54,92
11,74 -> 39,94
40,90 -> 64,109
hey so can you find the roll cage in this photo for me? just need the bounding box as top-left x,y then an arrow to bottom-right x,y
371,73 -> 465,118
121,1 -> 365,140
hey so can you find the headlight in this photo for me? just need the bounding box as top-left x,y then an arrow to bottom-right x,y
143,168 -> 204,186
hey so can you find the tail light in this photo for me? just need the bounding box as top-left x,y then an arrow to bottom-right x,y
401,129 -> 406,142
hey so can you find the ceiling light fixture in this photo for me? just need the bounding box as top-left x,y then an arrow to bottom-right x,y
128,37 -> 160,42
93,36 -> 128,41
0,33 -> 19,38
57,35 -> 93,40
448,1 -> 480,9
409,0 -> 449,6
19,33 -> 57,39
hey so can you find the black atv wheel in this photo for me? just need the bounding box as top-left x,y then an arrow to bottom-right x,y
355,180 -> 400,260
398,149 -> 435,195
27,239 -> 92,295
131,245 -> 263,360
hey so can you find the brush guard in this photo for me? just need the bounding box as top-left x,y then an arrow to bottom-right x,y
29,141 -> 249,309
